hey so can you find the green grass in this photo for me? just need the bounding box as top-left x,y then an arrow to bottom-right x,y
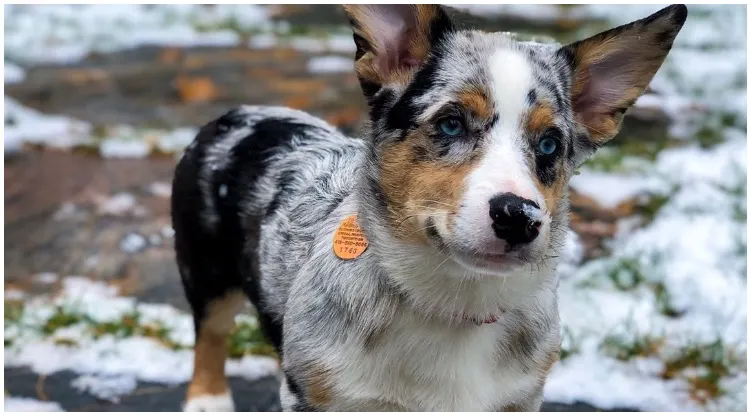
661,339 -> 744,405
228,319 -> 277,358
601,333 -> 665,362
41,306 -> 87,335
4,300 -> 275,358
600,331 -> 745,406
4,301 -> 24,324
598,255 -> 683,318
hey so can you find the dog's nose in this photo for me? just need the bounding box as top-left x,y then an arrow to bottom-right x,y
488,193 -> 542,245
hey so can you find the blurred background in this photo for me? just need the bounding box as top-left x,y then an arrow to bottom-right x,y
3,4 -> 747,412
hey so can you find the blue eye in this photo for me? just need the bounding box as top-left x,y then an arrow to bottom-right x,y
438,118 -> 464,136
538,136 -> 558,155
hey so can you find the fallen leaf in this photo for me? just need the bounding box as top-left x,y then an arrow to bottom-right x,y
175,76 -> 219,103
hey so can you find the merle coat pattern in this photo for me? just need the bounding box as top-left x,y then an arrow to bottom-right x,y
172,4 -> 687,412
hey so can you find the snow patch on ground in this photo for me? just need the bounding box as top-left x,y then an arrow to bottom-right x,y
4,94 -> 197,157
4,97 -> 93,154
5,61 -> 26,83
544,5 -> 747,412
120,233 -> 148,254
4,5 -> 273,65
5,277 -> 280,404
448,4 -> 566,22
307,56 -> 353,74
148,182 -> 172,198
100,139 -> 151,159
569,171 -> 668,209
34,272 -> 59,285
5,397 -> 65,412
96,193 -> 137,216
5,289 -> 26,301
71,374 -> 137,403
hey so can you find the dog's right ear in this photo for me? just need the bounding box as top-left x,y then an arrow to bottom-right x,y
343,5 -> 454,99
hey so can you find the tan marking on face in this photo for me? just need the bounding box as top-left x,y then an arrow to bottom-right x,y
525,102 -> 555,133
379,130 -> 478,243
533,173 -> 567,216
186,290 -> 246,400
457,85 -> 493,121
525,101 -> 567,215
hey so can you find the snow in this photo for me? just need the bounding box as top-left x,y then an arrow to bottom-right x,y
4,5 -> 272,65
120,233 -> 148,254
448,4 -> 565,22
249,33 -> 277,49
290,37 -> 327,54
34,272 -> 59,284
555,230 -> 584,281
156,128 -> 198,154
249,33 -> 357,54
71,374 -> 137,403
4,397 -> 65,412
5,61 -> 26,83
148,182 -> 172,198
543,5 -> 748,411
3,4 -> 746,412
100,138 -> 151,159
5,277 -> 280,404
569,171 -> 669,209
307,56 -> 353,74
5,289 -> 26,301
161,226 -> 176,239
96,193 -> 137,216
4,97 -> 93,153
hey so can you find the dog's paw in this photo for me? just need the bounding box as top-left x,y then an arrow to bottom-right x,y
183,392 -> 235,412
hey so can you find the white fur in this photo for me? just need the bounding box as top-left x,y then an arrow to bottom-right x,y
304,283 -> 557,411
183,392 -> 235,412
450,47 -> 550,262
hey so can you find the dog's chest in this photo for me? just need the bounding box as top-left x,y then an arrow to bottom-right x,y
337,316 -> 541,411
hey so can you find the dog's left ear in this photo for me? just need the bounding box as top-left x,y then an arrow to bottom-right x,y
343,5 -> 454,99
559,4 -> 687,153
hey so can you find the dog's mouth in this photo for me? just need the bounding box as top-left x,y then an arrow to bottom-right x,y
449,248 -> 524,274
425,218 -> 525,274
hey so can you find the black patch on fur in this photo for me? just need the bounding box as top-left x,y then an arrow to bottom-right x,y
526,89 -> 537,106
425,217 -> 440,242
369,89 -> 395,123
285,372 -> 320,412
534,128 -> 563,186
172,119 -> 241,335
487,113 -> 500,131
385,49 -> 443,136
539,78 -> 564,110
359,79 -> 382,100
173,110 -> 332,359
266,169 -> 298,219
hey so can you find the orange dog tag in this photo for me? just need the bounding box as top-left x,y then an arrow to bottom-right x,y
333,215 -> 369,260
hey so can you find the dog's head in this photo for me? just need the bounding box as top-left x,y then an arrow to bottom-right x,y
345,5 -> 686,276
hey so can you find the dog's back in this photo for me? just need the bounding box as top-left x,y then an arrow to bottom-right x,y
171,105 -> 364,410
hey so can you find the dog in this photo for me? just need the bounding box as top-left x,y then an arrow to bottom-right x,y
171,4 -> 687,411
